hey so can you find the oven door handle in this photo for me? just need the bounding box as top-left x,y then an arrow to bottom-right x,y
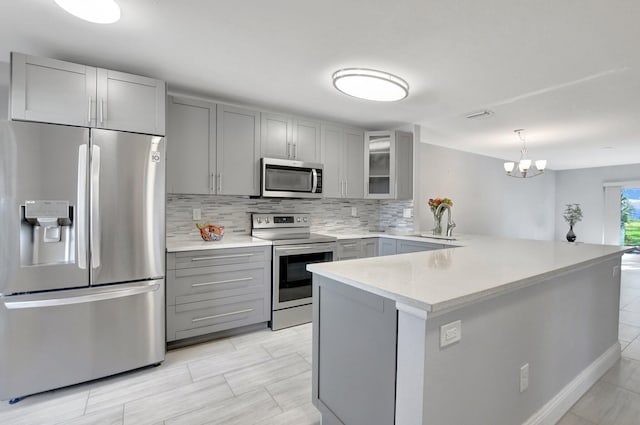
275,245 -> 334,255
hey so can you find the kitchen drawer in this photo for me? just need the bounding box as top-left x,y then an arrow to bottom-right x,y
337,239 -> 362,260
168,246 -> 271,270
166,296 -> 268,342
167,262 -> 268,306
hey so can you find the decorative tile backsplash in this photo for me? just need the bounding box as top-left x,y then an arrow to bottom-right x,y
167,194 -> 414,240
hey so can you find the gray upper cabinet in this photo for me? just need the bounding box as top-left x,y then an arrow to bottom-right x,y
292,118 -> 321,162
166,96 -> 215,194
216,105 -> 260,196
321,125 -> 364,199
10,53 -> 97,127
260,112 -> 291,159
260,112 -> 320,162
10,52 -> 166,135
364,130 -> 413,200
166,96 -> 260,196
96,68 -> 166,135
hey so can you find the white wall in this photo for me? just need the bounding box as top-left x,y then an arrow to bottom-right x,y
555,164 -> 640,244
416,142 -> 557,240
0,61 -> 9,120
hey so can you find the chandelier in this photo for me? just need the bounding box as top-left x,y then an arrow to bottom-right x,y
503,129 -> 547,178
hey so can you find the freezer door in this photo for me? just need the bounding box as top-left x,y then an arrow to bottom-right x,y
90,129 -> 165,285
0,121 -> 90,295
0,280 -> 165,400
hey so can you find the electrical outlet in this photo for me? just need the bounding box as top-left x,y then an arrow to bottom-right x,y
439,320 -> 462,348
192,208 -> 202,221
403,208 -> 413,218
351,207 -> 358,217
520,363 -> 529,393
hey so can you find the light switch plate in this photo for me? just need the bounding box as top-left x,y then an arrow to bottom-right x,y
403,208 -> 413,218
440,320 -> 462,348
351,207 -> 358,217
192,208 -> 202,221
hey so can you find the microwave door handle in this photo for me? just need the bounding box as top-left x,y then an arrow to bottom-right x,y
311,169 -> 318,193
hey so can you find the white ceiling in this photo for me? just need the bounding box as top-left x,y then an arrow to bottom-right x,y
1,0 -> 639,170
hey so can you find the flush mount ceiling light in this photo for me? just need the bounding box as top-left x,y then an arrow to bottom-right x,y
332,68 -> 409,102
503,129 -> 547,178
55,0 -> 121,24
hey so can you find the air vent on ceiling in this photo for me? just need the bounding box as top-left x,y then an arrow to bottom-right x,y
465,110 -> 494,119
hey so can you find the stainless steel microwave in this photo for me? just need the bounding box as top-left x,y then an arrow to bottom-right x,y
261,158 -> 323,198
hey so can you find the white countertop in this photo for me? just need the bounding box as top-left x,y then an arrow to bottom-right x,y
308,236 -> 629,315
166,235 -> 272,252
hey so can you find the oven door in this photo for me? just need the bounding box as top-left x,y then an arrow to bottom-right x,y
273,242 -> 336,310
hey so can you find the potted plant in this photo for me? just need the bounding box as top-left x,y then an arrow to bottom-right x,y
563,203 -> 583,242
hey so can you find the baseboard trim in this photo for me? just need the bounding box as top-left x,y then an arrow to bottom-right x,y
522,342 -> 621,425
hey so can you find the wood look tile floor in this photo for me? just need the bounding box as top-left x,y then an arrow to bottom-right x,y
0,324 -> 318,425
1,253 -> 639,425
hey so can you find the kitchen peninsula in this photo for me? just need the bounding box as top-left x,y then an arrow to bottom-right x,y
308,237 -> 628,425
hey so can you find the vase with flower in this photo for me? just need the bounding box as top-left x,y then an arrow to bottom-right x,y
562,203 -> 583,242
428,197 -> 453,236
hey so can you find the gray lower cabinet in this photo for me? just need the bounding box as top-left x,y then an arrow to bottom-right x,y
337,239 -> 362,260
166,246 -> 271,342
312,275 -> 397,425
10,52 -> 166,135
396,240 -> 444,254
378,238 -> 397,256
361,238 -> 378,258
166,96 -> 260,196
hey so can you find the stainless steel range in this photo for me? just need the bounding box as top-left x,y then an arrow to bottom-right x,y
252,213 -> 336,330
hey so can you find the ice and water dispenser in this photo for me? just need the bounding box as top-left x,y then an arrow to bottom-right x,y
20,200 -> 75,266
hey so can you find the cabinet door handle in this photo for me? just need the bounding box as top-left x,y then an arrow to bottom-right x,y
191,277 -> 253,288
191,253 -> 254,261
210,173 -> 215,192
292,143 -> 297,159
286,142 -> 291,158
192,308 -> 254,323
217,173 -> 222,193
87,96 -> 92,124
345,181 -> 348,197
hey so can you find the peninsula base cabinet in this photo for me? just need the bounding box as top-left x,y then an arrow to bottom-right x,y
312,276 -> 397,425
166,246 -> 271,343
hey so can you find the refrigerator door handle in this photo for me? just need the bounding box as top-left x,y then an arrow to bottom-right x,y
77,144 -> 88,270
91,145 -> 101,269
3,281 -> 160,309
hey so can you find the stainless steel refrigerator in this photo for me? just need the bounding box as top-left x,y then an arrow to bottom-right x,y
0,121 -> 165,402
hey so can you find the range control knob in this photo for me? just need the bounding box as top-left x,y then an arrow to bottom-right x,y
303,217 -> 308,222
265,217 -> 271,223
296,217 -> 301,222
256,218 -> 262,224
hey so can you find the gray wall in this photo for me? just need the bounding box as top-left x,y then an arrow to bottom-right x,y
422,257 -> 620,425
555,164 -> 640,244
415,142 -> 557,240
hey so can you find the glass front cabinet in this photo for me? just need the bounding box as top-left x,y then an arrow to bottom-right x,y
364,130 -> 413,200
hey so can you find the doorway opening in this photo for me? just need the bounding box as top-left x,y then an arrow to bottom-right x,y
622,188 -> 640,247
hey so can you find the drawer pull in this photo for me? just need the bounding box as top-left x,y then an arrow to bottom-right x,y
191,277 -> 253,287
191,253 -> 254,261
191,308 -> 254,323
341,244 -> 358,248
